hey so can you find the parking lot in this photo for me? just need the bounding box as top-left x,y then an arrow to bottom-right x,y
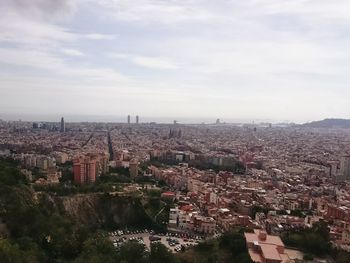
109,230 -> 203,253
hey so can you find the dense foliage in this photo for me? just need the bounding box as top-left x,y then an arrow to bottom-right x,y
282,221 -> 350,262
0,158 -> 176,262
0,159 -> 133,262
282,221 -> 331,256
71,237 -> 179,263
177,231 -> 252,263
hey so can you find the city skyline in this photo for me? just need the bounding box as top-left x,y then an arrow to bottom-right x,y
0,113 -> 313,124
1,0 -> 350,122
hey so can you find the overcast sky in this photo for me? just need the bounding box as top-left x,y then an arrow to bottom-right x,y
0,0 -> 350,123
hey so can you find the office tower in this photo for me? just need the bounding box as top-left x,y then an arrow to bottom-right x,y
328,161 -> 338,178
340,156 -> 350,180
60,117 -> 65,133
73,157 -> 96,184
129,158 -> 138,179
127,115 -> 130,124
136,115 -> 139,124
216,118 -> 220,124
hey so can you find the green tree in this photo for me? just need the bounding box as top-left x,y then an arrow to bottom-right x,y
0,238 -> 23,263
219,231 -> 253,262
219,232 -> 247,255
195,241 -> 215,252
0,158 -> 27,186
282,221 -> 331,256
74,234 -> 118,263
119,241 -> 149,263
311,221 -> 330,241
150,243 -> 177,263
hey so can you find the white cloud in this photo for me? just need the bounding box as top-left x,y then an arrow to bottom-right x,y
8,0 -> 78,21
95,0 -> 217,24
84,33 -> 116,40
1,0 -> 350,121
61,48 -> 85,56
93,0 -> 350,28
0,48 -> 65,70
0,11 -> 76,46
131,56 -> 177,70
109,53 -> 178,70
0,47 -> 127,83
0,3 -> 115,48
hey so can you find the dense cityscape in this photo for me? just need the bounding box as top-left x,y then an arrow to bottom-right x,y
0,116 -> 350,262
2,0 -> 350,262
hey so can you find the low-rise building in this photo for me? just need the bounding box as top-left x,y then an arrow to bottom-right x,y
245,229 -> 290,263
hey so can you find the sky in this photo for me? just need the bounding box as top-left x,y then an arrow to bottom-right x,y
1,0 -> 350,123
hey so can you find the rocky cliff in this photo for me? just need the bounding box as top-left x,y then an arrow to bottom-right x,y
37,192 -> 155,229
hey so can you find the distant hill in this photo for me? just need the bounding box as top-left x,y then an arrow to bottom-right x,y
303,118 -> 350,128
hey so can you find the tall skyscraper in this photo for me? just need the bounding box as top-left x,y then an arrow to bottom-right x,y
60,117 -> 65,133
328,161 -> 338,178
136,115 -> 139,124
340,156 -> 350,180
127,115 -> 130,124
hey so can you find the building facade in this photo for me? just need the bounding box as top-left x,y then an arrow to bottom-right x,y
73,157 -> 97,184
60,117 -> 65,133
129,158 -> 138,179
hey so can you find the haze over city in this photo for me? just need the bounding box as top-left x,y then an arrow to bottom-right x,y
2,1 -> 350,262
1,0 -> 350,123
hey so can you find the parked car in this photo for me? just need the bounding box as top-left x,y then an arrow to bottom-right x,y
149,235 -> 161,242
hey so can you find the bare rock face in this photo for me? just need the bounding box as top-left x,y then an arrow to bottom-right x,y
58,193 -> 104,226
37,192 -> 155,229
97,195 -> 150,228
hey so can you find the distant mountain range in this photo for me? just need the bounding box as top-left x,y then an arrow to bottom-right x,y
303,118 -> 350,128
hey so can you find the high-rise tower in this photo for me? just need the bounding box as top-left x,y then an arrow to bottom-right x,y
127,115 -> 130,124
60,117 -> 65,133
73,157 -> 96,184
136,115 -> 139,124
340,156 -> 350,180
